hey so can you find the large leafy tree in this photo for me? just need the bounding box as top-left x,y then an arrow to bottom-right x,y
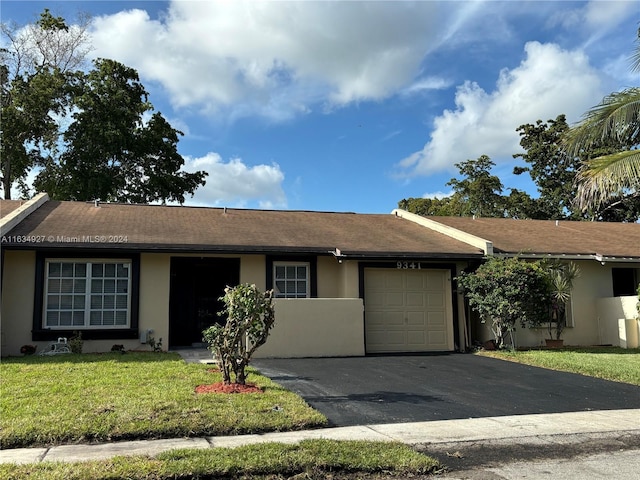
1,9 -> 90,199
512,115 -> 581,220
34,59 -> 207,203
399,155 -> 506,218
397,195 -> 467,217
446,155 -> 505,218
564,30 -> 640,215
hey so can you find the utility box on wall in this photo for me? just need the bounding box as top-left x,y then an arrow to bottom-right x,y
139,329 -> 153,344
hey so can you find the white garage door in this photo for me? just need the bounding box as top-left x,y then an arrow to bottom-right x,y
364,268 -> 452,353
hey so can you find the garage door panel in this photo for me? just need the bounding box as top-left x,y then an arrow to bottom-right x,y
428,331 -> 447,346
367,330 -> 405,348
385,274 -> 404,289
365,268 -> 452,353
427,311 -> 445,326
406,311 -> 425,326
383,311 -> 405,325
367,295 -> 384,307
366,311 -> 385,325
406,292 -> 425,307
385,292 -> 404,306
427,293 -> 445,307
407,331 -> 426,346
405,272 -> 426,289
366,270 -> 386,287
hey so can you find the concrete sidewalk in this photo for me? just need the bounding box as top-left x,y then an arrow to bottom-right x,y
1,408 -> 639,465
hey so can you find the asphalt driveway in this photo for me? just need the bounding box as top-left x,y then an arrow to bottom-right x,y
252,354 -> 640,426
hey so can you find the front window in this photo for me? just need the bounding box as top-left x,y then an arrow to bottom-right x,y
273,262 -> 309,298
44,260 -> 131,329
612,268 -> 639,297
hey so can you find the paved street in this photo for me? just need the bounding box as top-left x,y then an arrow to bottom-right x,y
429,431 -> 640,479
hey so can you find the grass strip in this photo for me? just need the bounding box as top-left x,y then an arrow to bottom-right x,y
0,440 -> 441,480
477,347 -> 640,385
0,353 -> 327,448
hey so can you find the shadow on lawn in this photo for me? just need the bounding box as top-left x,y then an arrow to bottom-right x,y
535,347 -> 640,355
2,351 -> 184,364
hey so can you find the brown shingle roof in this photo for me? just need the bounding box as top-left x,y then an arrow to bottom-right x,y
428,216 -> 640,259
3,200 -> 483,257
0,200 -> 27,219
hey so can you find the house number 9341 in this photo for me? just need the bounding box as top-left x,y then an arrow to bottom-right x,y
397,261 -> 422,270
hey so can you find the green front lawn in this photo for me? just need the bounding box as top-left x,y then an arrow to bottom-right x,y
0,352 -> 327,448
478,347 -> 640,385
0,440 -> 442,480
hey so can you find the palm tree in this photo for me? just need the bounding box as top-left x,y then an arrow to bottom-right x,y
564,30 -> 640,212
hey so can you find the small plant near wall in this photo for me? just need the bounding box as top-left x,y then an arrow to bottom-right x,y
147,336 -> 163,352
68,331 -> 83,354
457,257 -> 550,349
20,345 -> 36,355
543,260 -> 580,342
203,284 -> 275,385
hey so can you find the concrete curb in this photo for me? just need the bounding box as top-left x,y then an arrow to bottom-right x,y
1,409 -> 639,465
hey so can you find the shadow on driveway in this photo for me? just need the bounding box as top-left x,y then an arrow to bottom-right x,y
252,354 -> 640,426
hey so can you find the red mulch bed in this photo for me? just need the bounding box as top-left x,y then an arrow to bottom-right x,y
195,382 -> 263,394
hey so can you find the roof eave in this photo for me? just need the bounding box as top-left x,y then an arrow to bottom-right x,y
493,252 -> 640,263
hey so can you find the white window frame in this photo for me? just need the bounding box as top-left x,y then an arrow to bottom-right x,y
43,259 -> 132,329
273,262 -> 310,298
565,295 -> 575,328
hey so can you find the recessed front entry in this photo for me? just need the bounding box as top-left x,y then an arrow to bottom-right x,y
364,268 -> 452,353
169,257 -> 240,348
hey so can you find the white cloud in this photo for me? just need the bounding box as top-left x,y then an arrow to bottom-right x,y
548,1 -> 636,48
396,41 -> 604,177
90,1 -> 458,120
582,0 -> 636,30
422,190 -> 453,200
402,77 -> 453,96
182,153 -> 286,208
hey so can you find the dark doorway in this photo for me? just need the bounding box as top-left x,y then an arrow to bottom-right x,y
169,257 -> 240,348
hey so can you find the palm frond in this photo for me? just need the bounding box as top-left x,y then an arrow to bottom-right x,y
575,149 -> 640,209
631,27 -> 640,73
563,88 -> 640,156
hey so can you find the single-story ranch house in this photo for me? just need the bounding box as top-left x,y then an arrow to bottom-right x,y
1,194 -> 639,357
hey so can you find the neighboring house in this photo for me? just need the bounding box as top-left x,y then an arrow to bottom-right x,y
424,215 -> 640,348
1,196 -> 638,357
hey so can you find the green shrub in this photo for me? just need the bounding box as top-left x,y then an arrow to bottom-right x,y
457,257 -> 550,348
68,331 -> 83,354
203,284 -> 275,385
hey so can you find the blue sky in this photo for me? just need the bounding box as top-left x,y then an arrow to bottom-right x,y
2,1 -> 638,213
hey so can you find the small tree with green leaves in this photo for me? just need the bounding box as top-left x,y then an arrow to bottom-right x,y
543,260 -> 580,340
202,284 -> 275,385
457,257 -> 550,349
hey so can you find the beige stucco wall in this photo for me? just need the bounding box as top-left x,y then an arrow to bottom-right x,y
1,250 -> 36,356
255,298 -> 365,358
1,251 -> 469,356
316,257 -> 360,298
596,296 -> 639,348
